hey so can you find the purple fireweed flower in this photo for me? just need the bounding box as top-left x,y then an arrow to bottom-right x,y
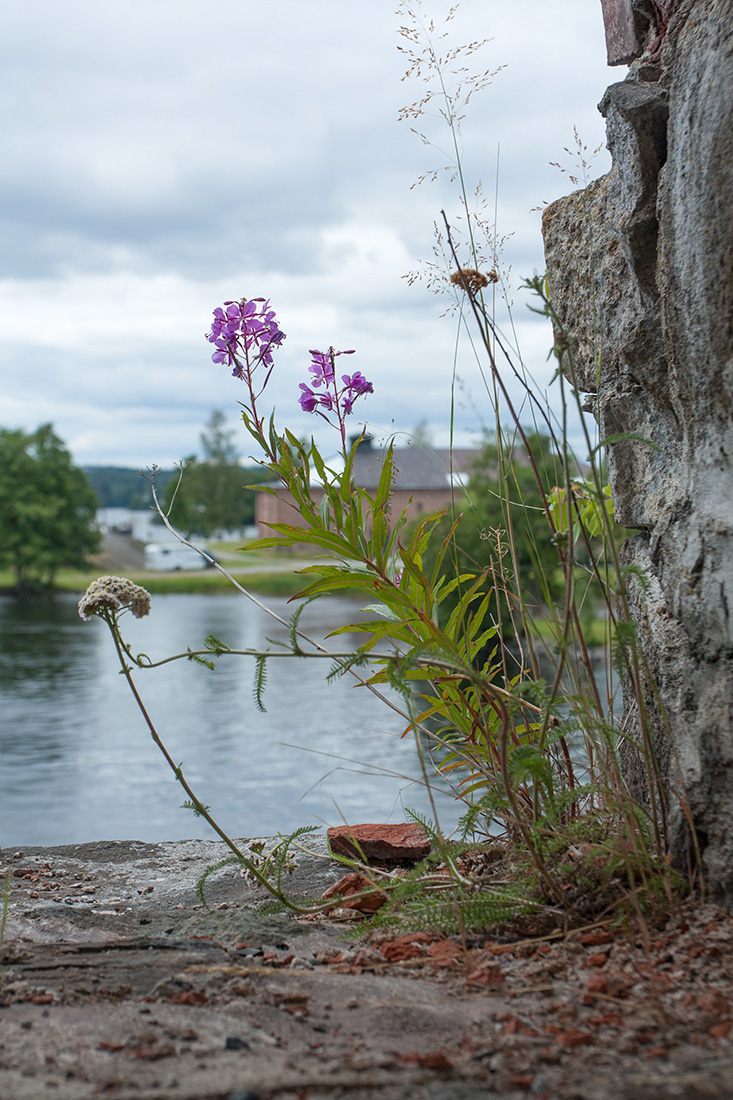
341,372 -> 373,396
206,297 -> 286,379
298,383 -> 334,413
307,347 -> 355,388
307,350 -> 335,388
298,383 -> 319,412
340,371 -> 374,414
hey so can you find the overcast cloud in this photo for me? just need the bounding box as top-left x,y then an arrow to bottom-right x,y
0,0 -> 617,468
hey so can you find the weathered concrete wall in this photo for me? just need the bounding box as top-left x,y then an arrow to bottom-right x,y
543,0 -> 733,903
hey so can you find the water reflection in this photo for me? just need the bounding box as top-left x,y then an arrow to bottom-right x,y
0,593 -> 461,846
0,595 -> 99,690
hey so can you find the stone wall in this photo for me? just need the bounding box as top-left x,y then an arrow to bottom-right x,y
542,0 -> 733,903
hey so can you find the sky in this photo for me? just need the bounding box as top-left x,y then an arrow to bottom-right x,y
0,0 -> 618,470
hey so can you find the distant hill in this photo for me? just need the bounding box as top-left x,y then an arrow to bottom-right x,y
84,466 -> 177,509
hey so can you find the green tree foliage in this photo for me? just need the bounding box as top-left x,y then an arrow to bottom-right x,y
0,424 -> 101,592
84,465 -> 176,509
424,432 -> 564,642
161,410 -> 270,537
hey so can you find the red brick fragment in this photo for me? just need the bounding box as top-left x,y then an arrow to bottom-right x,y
588,1012 -> 624,1029
426,940 -> 461,967
321,872 -> 387,913
466,964 -> 506,988
327,822 -> 431,863
132,1042 -> 177,1061
554,1028 -> 594,1049
400,1051 -> 453,1070
698,990 -> 730,1015
379,932 -> 436,963
170,991 -> 207,1005
580,929 -> 614,947
605,970 -> 635,997
500,1013 -> 540,1037
586,971 -> 608,995
381,940 -> 424,963
586,953 -> 608,968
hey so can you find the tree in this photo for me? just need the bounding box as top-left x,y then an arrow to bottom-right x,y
161,410 -> 270,538
84,465 -> 176,509
0,424 -> 101,593
200,409 -> 238,465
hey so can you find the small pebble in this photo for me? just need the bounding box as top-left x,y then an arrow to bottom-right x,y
224,1037 -> 249,1051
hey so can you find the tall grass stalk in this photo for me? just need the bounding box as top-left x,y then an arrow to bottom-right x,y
393,0 -> 687,918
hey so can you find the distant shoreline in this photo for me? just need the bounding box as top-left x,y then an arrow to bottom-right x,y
0,568 -> 308,599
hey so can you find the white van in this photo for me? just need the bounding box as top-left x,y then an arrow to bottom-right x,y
144,543 -> 215,571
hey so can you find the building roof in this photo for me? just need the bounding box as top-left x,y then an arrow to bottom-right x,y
261,438 -> 482,493
350,439 -> 455,491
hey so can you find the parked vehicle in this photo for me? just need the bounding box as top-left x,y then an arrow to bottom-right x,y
143,543 -> 216,571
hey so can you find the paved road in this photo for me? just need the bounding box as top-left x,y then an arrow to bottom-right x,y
99,531 -> 147,571
98,531 -> 319,575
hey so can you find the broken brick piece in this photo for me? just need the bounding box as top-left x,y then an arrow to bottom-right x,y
381,940 -> 425,963
466,965 -> 507,989
554,1028 -> 594,1049
321,872 -> 387,913
327,823 -> 431,863
580,929 -> 614,947
586,971 -> 608,995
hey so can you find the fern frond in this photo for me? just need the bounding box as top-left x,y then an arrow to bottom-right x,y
195,855 -> 242,909
186,648 -> 215,670
253,655 -> 268,712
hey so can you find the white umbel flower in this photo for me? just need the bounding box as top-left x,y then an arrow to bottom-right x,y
78,576 -> 151,621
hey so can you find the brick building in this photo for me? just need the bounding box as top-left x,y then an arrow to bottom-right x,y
254,436 -> 479,538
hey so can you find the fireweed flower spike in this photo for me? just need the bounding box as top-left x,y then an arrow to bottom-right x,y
206,297 -> 286,432
298,347 -> 373,450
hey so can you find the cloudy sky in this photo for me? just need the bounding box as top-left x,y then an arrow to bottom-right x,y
1,0 -> 617,469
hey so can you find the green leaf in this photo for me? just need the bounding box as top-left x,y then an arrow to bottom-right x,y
361,602 -> 403,622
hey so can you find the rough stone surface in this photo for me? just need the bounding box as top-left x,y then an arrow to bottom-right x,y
327,823 -> 431,863
543,0 -> 733,902
3,840 -> 733,1099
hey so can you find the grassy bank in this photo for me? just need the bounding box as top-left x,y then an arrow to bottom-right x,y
0,567 -> 308,598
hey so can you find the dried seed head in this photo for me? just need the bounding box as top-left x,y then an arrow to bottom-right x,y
450,267 -> 498,293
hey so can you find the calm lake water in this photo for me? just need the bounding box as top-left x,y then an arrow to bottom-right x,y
0,592 -> 462,846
